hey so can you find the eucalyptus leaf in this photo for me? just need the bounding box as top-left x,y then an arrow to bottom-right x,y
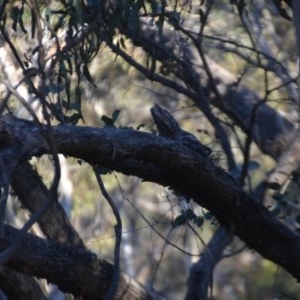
101,115 -> 115,127
172,214 -> 187,227
195,216 -> 204,228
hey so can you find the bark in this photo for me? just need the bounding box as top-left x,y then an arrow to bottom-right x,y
0,267 -> 46,300
8,161 -> 163,299
11,162 -> 85,248
111,12 -> 296,160
1,115 -> 300,281
0,2 -> 298,298
291,0 -> 300,70
185,227 -> 233,300
267,130 -> 300,189
1,225 -> 161,300
106,6 -> 299,297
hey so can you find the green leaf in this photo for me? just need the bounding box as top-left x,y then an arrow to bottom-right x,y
112,109 -> 121,122
75,86 -> 83,116
47,84 -> 65,94
149,56 -> 156,79
195,216 -> 204,228
63,113 -> 81,125
229,0 -> 246,15
10,6 -> 20,31
186,208 -> 197,221
81,63 -> 96,87
18,10 -> 27,33
137,123 -> 145,130
204,212 -> 213,220
272,192 -> 284,201
58,61 -> 71,107
237,0 -> 246,14
199,8 -> 206,24
101,109 -> 121,127
128,0 -> 144,34
172,214 -> 187,227
101,115 -> 115,127
271,205 -> 281,217
150,1 -> 159,14
167,11 -> 181,29
248,161 -> 260,172
119,36 -> 127,49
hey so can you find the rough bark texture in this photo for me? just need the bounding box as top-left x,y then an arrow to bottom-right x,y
0,2 -> 298,299
1,115 -> 300,282
117,14 -> 296,160
0,267 -> 46,300
8,160 -> 163,299
11,162 -> 85,248
1,225 -> 160,300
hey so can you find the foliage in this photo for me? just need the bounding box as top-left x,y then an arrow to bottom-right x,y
0,0 -> 299,299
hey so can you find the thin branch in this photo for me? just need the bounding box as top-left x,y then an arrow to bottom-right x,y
291,1 -> 300,71
0,24 -> 25,72
149,228 -> 173,289
0,185 -> 8,235
240,71 -> 269,186
94,168 -> 122,300
11,161 -> 84,248
203,33 -> 292,75
1,116 -> 300,279
2,81 -> 40,123
114,175 -> 202,257
0,194 -> 55,263
103,38 -> 197,101
177,24 -> 236,170
185,227 -> 233,300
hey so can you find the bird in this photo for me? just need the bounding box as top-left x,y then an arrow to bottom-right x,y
150,104 -> 212,157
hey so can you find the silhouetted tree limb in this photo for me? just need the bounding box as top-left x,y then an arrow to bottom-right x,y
1,115 -> 300,281
8,160 -> 163,299
185,227 -> 233,300
11,162 -> 85,248
101,11 -> 296,159
291,0 -> 300,70
0,266 -> 46,300
0,1 -> 298,299
1,225 -> 163,300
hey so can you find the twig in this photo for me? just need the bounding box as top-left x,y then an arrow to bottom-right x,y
185,226 -> 233,300
0,185 -> 8,235
93,168 -> 122,300
2,81 -> 40,123
114,173 -> 202,257
177,24 -> 236,170
0,178 -> 59,264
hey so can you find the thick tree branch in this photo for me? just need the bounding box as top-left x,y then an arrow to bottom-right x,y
1,115 -> 300,280
267,130 -> 300,189
11,162 -> 84,248
9,159 -> 162,299
1,225 -> 162,300
0,267 -> 46,300
291,0 -> 300,70
109,13 -> 296,159
185,227 -> 233,300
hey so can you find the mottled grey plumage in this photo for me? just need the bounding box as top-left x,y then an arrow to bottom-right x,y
151,104 -> 211,157
151,104 -> 181,138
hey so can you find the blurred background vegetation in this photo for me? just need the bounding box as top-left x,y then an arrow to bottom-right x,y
1,0 -> 300,299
